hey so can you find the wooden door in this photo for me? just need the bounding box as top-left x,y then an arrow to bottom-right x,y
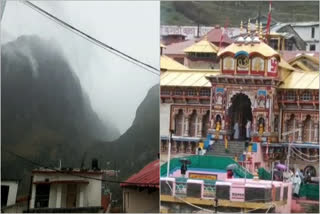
66,184 -> 77,208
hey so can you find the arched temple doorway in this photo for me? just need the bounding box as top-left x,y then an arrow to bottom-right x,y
228,93 -> 253,140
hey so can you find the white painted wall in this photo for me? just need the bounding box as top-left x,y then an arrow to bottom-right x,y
1,181 -> 19,206
30,172 -> 102,208
292,24 -> 319,51
160,103 -> 171,137
122,187 -> 159,213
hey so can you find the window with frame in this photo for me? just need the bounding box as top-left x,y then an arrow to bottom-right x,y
309,44 -> 316,51
161,88 -> 171,96
199,88 -> 210,96
186,88 -> 197,96
286,91 -> 296,101
173,89 -> 183,96
301,91 -> 312,101
35,184 -> 50,208
311,27 -> 315,39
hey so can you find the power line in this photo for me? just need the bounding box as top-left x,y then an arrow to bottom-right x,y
3,148 -> 159,187
20,0 -> 160,76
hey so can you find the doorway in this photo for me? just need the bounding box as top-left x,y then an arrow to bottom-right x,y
66,184 -> 77,208
228,93 -> 252,140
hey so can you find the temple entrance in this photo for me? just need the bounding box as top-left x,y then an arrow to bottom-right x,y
228,93 -> 252,140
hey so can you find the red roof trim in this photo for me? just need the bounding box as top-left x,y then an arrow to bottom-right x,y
33,180 -> 89,185
121,159 -> 159,188
32,170 -> 104,175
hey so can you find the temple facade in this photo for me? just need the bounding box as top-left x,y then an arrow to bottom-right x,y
160,21 -> 319,174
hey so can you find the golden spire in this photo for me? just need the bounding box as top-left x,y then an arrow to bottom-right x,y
240,20 -> 243,33
247,18 -> 251,34
255,20 -> 259,35
259,22 -> 263,39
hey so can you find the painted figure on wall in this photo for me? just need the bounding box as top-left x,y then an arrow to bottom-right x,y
258,118 -> 265,135
215,115 -> 221,131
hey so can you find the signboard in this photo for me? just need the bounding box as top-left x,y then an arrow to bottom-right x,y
230,186 -> 245,201
189,173 -> 217,180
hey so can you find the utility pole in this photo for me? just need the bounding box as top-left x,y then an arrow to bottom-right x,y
166,130 -> 174,177
282,128 -> 300,181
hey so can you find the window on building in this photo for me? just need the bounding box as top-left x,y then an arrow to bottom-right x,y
301,91 -> 312,101
269,39 -> 278,50
309,44 -> 316,51
311,27 -> 315,38
286,91 -> 296,101
173,89 -> 183,96
1,185 -> 9,207
186,88 -> 197,96
35,184 -> 50,208
199,88 -> 210,96
161,88 -> 170,96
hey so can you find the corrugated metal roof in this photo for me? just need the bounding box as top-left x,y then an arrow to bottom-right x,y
184,39 -> 219,53
121,159 -> 159,188
280,71 -> 319,89
218,41 -> 279,58
160,55 -> 188,70
161,69 -> 219,87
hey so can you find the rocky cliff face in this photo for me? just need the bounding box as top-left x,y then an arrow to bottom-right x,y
1,35 -> 120,193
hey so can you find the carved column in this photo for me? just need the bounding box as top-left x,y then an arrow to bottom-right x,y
184,114 -> 190,137
314,123 -> 319,143
186,142 -> 192,153
171,141 -> 177,154
180,142 -> 185,153
197,116 -> 203,138
297,122 -> 303,143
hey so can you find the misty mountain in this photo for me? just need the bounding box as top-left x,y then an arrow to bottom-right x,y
84,84 -> 159,202
1,35 -> 120,193
1,35 -> 159,200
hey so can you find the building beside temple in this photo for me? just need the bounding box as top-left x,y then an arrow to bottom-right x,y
26,167 -> 110,213
121,159 -> 159,213
160,20 -> 319,176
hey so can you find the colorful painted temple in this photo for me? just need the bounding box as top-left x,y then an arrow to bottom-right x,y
160,20 -> 319,212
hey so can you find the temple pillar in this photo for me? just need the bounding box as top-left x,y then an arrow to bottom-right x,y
171,141 -> 177,153
184,116 -> 189,137
186,142 -> 192,153
314,123 -> 319,143
297,122 -> 303,143
180,142 -> 185,153
197,116 -> 203,138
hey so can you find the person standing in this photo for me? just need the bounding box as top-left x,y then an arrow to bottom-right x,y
246,120 -> 251,140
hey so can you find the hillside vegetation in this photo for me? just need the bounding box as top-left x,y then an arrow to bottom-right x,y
161,1 -> 319,26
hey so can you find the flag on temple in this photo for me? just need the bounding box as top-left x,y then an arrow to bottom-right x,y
265,1 -> 272,38
219,17 -> 229,49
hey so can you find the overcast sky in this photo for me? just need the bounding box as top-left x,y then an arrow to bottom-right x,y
1,1 -> 160,135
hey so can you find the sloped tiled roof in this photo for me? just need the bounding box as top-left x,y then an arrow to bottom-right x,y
161,69 -> 220,87
280,51 -> 319,62
184,39 -> 219,53
203,27 -> 233,44
163,39 -> 196,55
161,55 -> 188,70
121,159 -> 159,188
280,71 -> 319,89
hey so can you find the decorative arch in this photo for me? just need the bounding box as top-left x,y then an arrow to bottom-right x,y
174,109 -> 184,136
303,115 -> 314,143
188,110 -> 197,137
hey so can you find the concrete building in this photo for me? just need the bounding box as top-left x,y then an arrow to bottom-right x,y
1,180 -> 19,208
290,22 -> 319,51
27,168 -> 110,213
121,159 -> 159,213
